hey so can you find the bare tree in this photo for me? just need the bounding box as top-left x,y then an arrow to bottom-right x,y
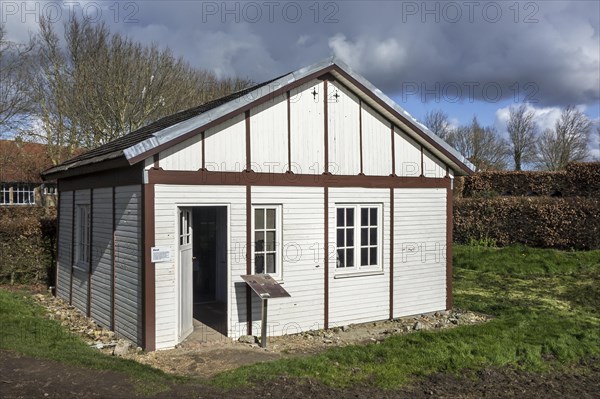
507,104 -> 537,170
26,17 -> 251,164
447,116 -> 509,171
536,106 -> 591,170
424,109 -> 451,140
0,24 -> 35,135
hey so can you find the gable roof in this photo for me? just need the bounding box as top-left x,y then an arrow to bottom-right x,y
43,57 -> 474,179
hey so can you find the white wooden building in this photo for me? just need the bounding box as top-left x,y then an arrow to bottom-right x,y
42,58 -> 474,351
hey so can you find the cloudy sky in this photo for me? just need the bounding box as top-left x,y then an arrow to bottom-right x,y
3,0 -> 600,158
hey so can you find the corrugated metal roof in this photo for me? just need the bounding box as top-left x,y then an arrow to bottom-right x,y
42,57 -> 475,177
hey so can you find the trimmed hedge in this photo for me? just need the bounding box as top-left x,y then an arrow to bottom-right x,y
456,162 -> 600,198
454,197 -> 600,250
0,207 -> 56,284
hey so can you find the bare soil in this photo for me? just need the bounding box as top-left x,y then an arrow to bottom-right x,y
1,350 -> 598,399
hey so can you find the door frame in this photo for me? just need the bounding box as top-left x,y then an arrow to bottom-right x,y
174,203 -> 231,344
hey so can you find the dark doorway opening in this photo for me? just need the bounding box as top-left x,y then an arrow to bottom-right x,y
191,206 -> 227,336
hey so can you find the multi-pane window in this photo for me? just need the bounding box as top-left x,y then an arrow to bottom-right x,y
75,205 -> 91,265
253,206 -> 281,277
0,185 -> 9,205
12,184 -> 35,205
43,184 -> 57,195
336,205 -> 382,271
179,209 -> 192,245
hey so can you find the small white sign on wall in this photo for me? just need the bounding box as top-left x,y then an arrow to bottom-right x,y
151,247 -> 172,263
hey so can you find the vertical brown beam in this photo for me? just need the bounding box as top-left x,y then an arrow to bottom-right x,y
69,192 -> 75,305
389,188 -> 394,320
358,99 -> 364,175
446,184 -> 453,310
201,131 -> 206,170
445,165 -> 449,178
111,187 -> 116,331
142,183 -> 156,351
246,184 -> 252,335
323,80 -> 329,174
153,153 -> 159,169
390,123 -> 396,176
323,186 -> 329,329
286,91 -> 292,173
245,110 -> 251,172
87,188 -> 93,317
420,145 -> 424,177
55,181 -> 60,297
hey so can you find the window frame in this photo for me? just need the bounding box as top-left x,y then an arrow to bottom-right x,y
11,183 -> 35,205
251,204 -> 283,280
334,203 -> 383,275
75,204 -> 91,267
0,184 -> 9,205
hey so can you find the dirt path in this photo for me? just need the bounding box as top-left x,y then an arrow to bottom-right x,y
2,350 -> 598,399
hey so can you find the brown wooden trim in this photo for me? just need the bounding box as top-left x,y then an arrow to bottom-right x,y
142,183 -> 156,351
59,164 -> 144,192
153,154 -> 159,169
359,99 -> 364,175
69,192 -> 75,305
111,186 -> 116,330
389,188 -> 394,320
446,186 -> 453,310
245,110 -> 251,172
87,188 -> 93,317
44,156 -> 133,181
331,67 -> 473,175
127,66 -> 336,166
323,80 -> 329,174
55,180 -> 60,297
445,165 -> 449,178
246,184 -> 252,335
420,145 -> 424,177
148,169 -> 451,190
390,123 -> 396,176
323,186 -> 329,330
286,91 -> 292,173
201,131 -> 206,170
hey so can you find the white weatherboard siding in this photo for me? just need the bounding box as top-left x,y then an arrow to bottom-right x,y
114,185 -> 143,345
249,187 -> 325,337
57,191 -> 73,301
159,134 -> 202,171
328,81 -> 361,175
395,128 -> 422,177
423,149 -> 447,178
71,189 -> 91,316
90,188 -> 113,328
290,80 -> 325,175
362,104 -> 393,176
393,188 -> 447,318
204,113 -> 245,172
328,188 -> 390,326
153,185 -> 246,349
251,94 -> 288,174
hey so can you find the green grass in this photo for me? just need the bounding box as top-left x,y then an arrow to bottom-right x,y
212,245 -> 600,389
0,289 -> 180,394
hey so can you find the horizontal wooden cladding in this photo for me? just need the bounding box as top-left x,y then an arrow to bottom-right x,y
148,168 -> 450,189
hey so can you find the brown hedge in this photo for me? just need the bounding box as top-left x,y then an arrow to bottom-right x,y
454,197 -> 600,250
0,207 -> 56,284
456,162 -> 600,198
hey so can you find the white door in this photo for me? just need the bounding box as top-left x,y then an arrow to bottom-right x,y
178,208 -> 193,341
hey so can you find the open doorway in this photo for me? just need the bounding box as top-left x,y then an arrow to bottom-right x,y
178,206 -> 228,341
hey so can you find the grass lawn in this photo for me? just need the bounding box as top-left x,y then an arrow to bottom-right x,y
1,245 -> 598,392
0,289 -> 181,394
211,245 -> 600,388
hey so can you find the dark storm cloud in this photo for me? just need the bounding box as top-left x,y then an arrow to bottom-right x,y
4,1 -> 597,107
